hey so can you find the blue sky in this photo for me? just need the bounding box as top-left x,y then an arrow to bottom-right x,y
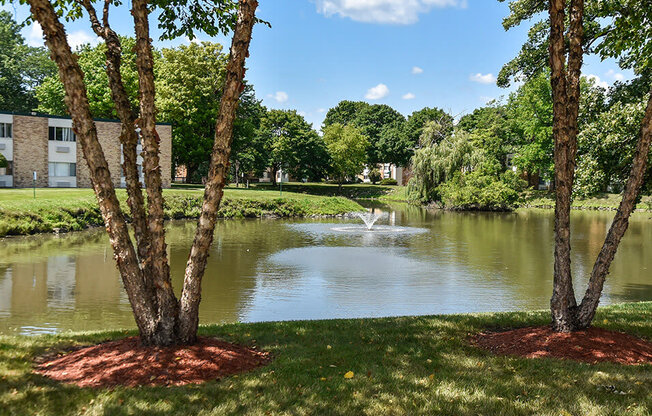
2,0 -> 631,129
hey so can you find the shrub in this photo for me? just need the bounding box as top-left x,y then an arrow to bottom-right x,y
437,170 -> 524,211
368,169 -> 382,184
380,178 -> 398,185
0,154 -> 7,169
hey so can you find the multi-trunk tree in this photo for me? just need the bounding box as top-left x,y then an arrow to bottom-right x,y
20,0 -> 259,346
500,0 -> 652,331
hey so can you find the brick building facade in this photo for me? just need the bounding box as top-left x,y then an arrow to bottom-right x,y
0,112 -> 171,188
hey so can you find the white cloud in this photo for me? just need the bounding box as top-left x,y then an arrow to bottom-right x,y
25,23 -> 99,49
365,83 -> 390,100
606,69 -> 625,82
317,108 -> 326,113
587,74 -> 609,89
412,66 -> 424,74
269,91 -> 289,103
469,73 -> 496,84
67,30 -> 101,49
315,0 -> 467,25
27,23 -> 44,47
402,93 -> 416,100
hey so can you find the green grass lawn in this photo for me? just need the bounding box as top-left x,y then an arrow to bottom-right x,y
0,302 -> 650,415
0,188 -> 362,237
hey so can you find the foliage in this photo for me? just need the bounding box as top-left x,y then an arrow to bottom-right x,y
258,109 -> 329,182
35,37 -> 141,118
575,100 -> 649,196
0,11 -> 56,112
505,72 -> 554,181
323,100 -> 408,165
368,168 -> 381,184
156,41 -> 263,182
379,178 -> 398,186
322,123 -> 369,184
0,153 -> 7,168
406,107 -> 454,144
459,104 -> 512,170
1,303 -> 652,415
437,170 -> 524,211
408,129 -> 485,203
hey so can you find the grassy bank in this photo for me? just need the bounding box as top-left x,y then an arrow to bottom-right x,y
1,302 -> 650,415
0,188 -> 362,237
522,191 -> 652,212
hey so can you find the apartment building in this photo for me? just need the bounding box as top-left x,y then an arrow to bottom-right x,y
0,112 -> 171,188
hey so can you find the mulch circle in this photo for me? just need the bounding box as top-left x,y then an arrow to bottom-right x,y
473,326 -> 652,365
34,337 -> 271,388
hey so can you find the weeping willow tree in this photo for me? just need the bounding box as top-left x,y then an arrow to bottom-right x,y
408,122 -> 485,202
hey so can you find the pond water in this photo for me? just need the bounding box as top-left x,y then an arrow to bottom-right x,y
0,203 -> 650,335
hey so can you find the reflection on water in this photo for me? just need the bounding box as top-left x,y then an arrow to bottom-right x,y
0,205 -> 650,335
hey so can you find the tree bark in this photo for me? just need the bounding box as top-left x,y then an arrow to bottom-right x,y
549,0 -> 581,332
576,89 -> 652,327
178,0 -> 258,344
27,0 -> 158,339
132,0 -> 179,345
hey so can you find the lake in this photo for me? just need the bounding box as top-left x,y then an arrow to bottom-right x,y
0,203 -> 650,335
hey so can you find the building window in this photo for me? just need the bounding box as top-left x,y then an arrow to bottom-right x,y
49,162 -> 76,177
0,161 -> 12,175
0,123 -> 12,139
48,126 -> 76,142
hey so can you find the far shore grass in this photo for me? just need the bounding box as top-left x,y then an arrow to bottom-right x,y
1,302 -> 650,415
0,187 -> 362,237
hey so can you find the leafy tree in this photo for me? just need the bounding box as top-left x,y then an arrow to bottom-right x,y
35,37 -> 141,118
500,0 -> 652,332
408,128 -> 485,202
258,109 -> 328,185
406,107 -> 453,145
505,72 -> 554,185
17,0 -> 259,346
322,100 -> 369,127
458,104 -> 512,170
0,153 -> 7,168
323,123 -> 369,188
0,10 -> 55,111
323,100 -> 407,164
576,100 -> 649,196
156,41 -> 262,183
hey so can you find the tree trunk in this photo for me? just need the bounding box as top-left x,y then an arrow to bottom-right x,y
576,89 -> 652,327
178,0 -> 258,344
27,0 -> 159,339
132,0 -> 179,345
271,166 -> 278,186
549,0 -> 583,332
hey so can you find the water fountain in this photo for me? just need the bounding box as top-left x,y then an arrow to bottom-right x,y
353,211 -> 387,231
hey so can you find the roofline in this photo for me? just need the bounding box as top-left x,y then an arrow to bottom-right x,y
0,110 -> 173,126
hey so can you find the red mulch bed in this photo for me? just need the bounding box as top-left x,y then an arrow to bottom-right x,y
473,326 -> 652,365
34,337 -> 271,388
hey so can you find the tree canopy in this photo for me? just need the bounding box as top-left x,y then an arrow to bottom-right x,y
322,123 -> 368,185
0,10 -> 55,112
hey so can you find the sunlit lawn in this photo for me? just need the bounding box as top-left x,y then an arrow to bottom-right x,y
1,302 -> 651,415
0,187 -> 362,237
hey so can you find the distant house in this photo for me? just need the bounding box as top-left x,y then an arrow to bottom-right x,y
360,163 -> 406,185
0,111 -> 172,189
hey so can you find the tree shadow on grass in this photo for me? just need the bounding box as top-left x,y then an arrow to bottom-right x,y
2,306 -> 652,415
